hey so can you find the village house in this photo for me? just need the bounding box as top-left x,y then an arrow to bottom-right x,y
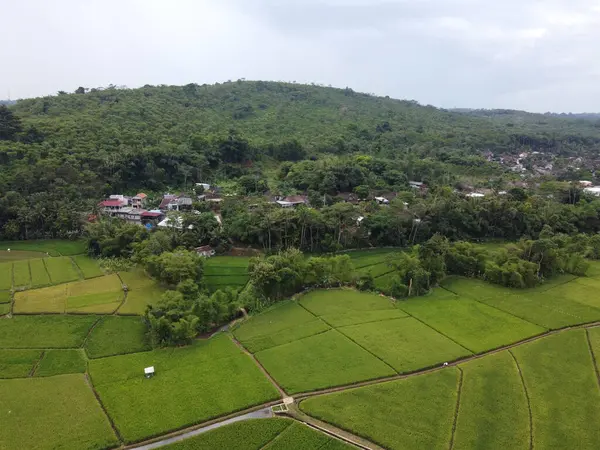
131,193 -> 148,209
159,194 -> 193,212
275,195 -> 309,208
195,245 -> 216,257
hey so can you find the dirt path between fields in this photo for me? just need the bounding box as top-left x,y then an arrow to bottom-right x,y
119,320 -> 600,450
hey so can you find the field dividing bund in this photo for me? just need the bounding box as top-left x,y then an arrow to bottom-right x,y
0,374 -> 119,450
88,334 -> 280,443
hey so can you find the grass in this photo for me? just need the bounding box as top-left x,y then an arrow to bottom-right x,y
161,418 -> 293,450
29,258 -> 51,287
12,260 -> 31,287
0,239 -> 86,256
234,301 -> 319,349
0,262 -> 11,289
85,316 -> 150,358
300,368 -> 459,450
373,271 -> 395,292
453,351 -> 530,450
44,256 -> 81,284
89,334 -> 280,443
13,274 -> 123,314
0,349 -> 42,378
338,317 -> 472,373
255,329 -> 396,394
264,421 -> 354,449
35,349 -> 87,377
398,288 -> 546,353
0,250 -> 46,261
512,330 -> 600,449
0,315 -> 98,348
72,255 -> 104,279
0,374 -> 118,450
299,288 -> 396,316
118,270 -> 164,314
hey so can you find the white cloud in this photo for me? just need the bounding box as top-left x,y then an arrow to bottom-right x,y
1,0 -> 599,111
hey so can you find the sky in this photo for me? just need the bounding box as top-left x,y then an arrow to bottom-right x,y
2,0 -> 599,112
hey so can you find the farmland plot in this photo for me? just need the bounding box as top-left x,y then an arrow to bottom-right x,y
12,260 -> 31,287
44,256 -> 80,284
511,330 -> 600,449
14,274 -> 123,314
118,270 -> 163,314
85,316 -> 150,358
72,255 -> 104,279
29,258 -> 51,287
0,262 -> 11,289
453,351 -> 530,450
255,329 -> 396,394
0,315 -> 98,348
338,317 -> 471,373
398,290 -> 546,353
300,368 -> 459,450
0,349 -> 42,378
0,239 -> 86,256
0,374 -> 118,450
161,418 -> 293,450
264,421 -> 354,449
35,349 -> 87,377
89,334 -> 280,443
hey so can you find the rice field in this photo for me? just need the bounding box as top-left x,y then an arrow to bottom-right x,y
0,315 -> 98,349
0,374 -> 119,450
34,349 -> 87,377
0,239 -> 86,256
88,334 -> 280,443
255,329 -> 396,394
13,274 -> 124,314
12,260 -> 31,288
0,349 -> 42,378
118,270 -> 164,314
72,255 -> 104,278
29,258 -> 51,287
44,256 -> 80,284
300,368 -> 459,450
85,316 -> 150,358
0,262 -> 12,289
161,418 -> 292,450
203,256 -> 250,291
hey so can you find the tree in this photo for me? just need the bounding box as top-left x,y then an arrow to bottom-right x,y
146,250 -> 204,286
75,87 -> 86,94
0,105 -> 23,140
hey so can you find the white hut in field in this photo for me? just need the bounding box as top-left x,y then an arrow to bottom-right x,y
144,366 -> 155,378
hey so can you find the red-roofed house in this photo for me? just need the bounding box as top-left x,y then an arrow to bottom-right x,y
132,193 -> 148,209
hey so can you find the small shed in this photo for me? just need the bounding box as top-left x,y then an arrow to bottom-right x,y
144,366 -> 155,378
195,245 -> 216,258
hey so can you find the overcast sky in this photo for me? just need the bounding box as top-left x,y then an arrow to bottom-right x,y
2,0 -> 599,112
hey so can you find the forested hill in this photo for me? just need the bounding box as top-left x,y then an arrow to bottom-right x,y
10,81 -> 600,159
